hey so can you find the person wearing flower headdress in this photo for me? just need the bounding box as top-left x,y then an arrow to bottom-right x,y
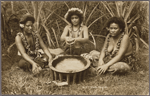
61,8 -> 89,55
95,17 -> 138,75
15,13 -> 52,74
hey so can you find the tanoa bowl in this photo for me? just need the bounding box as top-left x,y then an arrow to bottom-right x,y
49,55 -> 91,84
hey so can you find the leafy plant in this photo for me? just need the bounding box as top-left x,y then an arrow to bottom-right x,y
52,1 -> 109,49
100,1 -> 149,51
1,1 -> 149,54
15,1 -> 64,48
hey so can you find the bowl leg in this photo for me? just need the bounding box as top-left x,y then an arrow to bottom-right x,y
67,74 -> 70,85
79,72 -> 82,83
54,71 -> 57,81
73,73 -> 77,84
50,69 -> 54,80
83,70 -> 87,81
59,73 -> 63,82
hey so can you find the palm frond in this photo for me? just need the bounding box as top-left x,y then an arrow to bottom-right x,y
122,1 -> 128,17
97,8 -> 109,19
133,33 -> 149,49
128,29 -> 133,36
20,1 -> 30,13
115,1 -> 123,17
31,1 -> 36,19
89,32 -> 96,49
47,1 -> 55,10
83,2 -> 87,23
43,7 -> 58,24
51,27 -> 59,48
85,2 -> 99,25
105,1 -> 115,16
7,42 -> 16,54
37,1 -> 44,24
89,34 -> 106,38
41,24 -> 55,47
64,1 -> 70,9
53,12 -> 70,25
128,14 -> 140,32
82,1 -> 85,12
133,26 -> 140,52
88,14 -> 107,28
56,20 -> 60,34
124,1 -> 137,22
101,1 -> 114,17
127,13 -> 140,24
11,1 -> 14,14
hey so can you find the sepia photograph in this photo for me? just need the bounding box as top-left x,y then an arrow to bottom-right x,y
1,1 -> 149,95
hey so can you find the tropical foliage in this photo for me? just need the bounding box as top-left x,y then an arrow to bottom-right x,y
1,1 -> 149,57
1,1 -> 149,95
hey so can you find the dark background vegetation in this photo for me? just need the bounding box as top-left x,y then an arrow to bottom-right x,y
1,1 -> 149,95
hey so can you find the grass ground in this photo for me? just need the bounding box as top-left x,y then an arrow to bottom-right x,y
1,47 -> 149,95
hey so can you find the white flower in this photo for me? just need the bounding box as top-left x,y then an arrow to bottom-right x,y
20,24 -> 24,28
70,8 -> 83,13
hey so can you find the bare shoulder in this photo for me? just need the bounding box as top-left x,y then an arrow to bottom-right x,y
122,33 -> 130,42
15,35 -> 21,42
82,25 -> 88,29
65,25 -> 71,29
105,33 -> 110,40
63,25 -> 71,32
81,25 -> 88,33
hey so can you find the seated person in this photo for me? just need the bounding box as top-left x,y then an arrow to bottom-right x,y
96,17 -> 136,75
60,8 -> 89,55
15,13 -> 52,74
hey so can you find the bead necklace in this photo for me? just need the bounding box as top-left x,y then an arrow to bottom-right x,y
105,32 -> 125,58
69,25 -> 82,38
17,31 -> 40,57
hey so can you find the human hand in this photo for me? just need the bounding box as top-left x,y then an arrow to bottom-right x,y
66,37 -> 75,44
96,64 -> 109,75
48,57 -> 53,65
32,63 -> 42,74
98,59 -> 104,66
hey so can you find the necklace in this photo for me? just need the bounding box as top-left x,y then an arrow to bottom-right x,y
69,25 -> 81,38
23,32 -> 35,49
17,31 -> 40,57
72,26 -> 80,32
105,32 -> 125,58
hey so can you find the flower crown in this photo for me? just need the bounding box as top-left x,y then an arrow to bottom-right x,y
64,8 -> 83,19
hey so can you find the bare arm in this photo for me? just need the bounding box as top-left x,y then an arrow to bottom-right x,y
97,34 -> 130,74
99,34 -> 109,60
98,34 -> 109,65
15,35 -> 41,74
15,35 -> 36,65
60,25 -> 69,42
37,33 -> 52,61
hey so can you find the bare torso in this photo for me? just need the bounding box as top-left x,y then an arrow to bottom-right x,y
24,33 -> 35,51
68,25 -> 84,48
107,34 -> 133,56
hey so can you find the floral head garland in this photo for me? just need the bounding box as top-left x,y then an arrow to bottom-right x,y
64,8 -> 83,19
